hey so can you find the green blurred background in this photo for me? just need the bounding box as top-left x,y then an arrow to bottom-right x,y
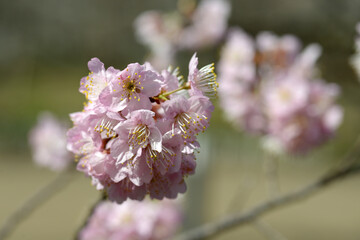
1,0 -> 360,239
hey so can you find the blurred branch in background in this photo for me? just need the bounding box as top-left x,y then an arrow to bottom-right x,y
263,154 -> 280,199
0,168 -> 76,240
176,158 -> 360,240
73,191 -> 107,240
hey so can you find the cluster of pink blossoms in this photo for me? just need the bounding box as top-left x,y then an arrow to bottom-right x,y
79,199 -> 182,240
67,54 -> 216,203
134,0 -> 230,70
218,28 -> 343,154
29,112 -> 72,171
351,23 -> 360,79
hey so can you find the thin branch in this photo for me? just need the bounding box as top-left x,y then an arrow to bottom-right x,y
226,171 -> 286,240
226,173 -> 257,212
330,134 -> 360,171
73,191 -> 107,240
263,154 -> 280,199
253,220 -> 288,240
0,168 -> 76,240
175,162 -> 360,240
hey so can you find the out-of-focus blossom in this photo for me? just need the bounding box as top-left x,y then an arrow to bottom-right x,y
79,199 -> 182,240
134,11 -> 182,70
29,112 -> 72,171
218,28 -> 343,155
351,23 -> 360,79
134,0 -> 230,70
264,78 -> 343,154
178,0 -> 231,50
67,56 -> 215,203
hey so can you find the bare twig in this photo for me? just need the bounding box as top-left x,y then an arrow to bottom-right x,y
0,168 -> 76,240
226,173 -> 257,212
263,154 -> 280,199
330,134 -> 360,171
226,170 -> 286,240
73,191 -> 107,240
175,162 -> 360,240
253,220 -> 288,240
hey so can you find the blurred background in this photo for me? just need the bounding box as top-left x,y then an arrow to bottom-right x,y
1,0 -> 360,239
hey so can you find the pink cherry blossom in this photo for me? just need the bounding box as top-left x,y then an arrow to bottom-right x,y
101,63 -> 162,113
29,112 -> 72,171
188,53 -> 218,98
67,55 -> 215,203
79,199 -> 182,240
133,11 -> 181,70
80,58 -> 120,105
163,96 -> 213,145
178,0 -> 230,50
133,0 -> 230,69
218,28 -> 343,154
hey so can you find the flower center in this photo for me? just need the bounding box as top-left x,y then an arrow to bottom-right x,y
279,89 -> 291,102
119,74 -> 144,101
127,81 -> 136,91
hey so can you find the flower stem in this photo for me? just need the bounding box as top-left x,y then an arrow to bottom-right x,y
159,84 -> 190,99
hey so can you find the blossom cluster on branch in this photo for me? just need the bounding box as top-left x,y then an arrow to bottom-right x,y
218,28 -> 343,154
66,54 -> 216,203
79,199 -> 182,240
134,0 -> 230,70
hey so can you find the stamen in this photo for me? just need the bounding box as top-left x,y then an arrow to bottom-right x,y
195,63 -> 218,98
128,125 -> 150,149
175,112 -> 210,139
94,117 -> 117,138
146,146 -> 175,171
